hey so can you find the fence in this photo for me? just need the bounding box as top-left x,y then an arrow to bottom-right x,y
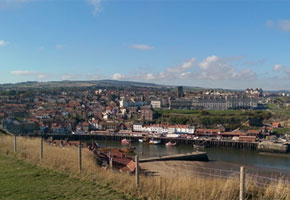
8,135 -> 290,200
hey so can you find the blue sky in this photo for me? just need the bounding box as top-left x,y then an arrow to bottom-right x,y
1,0 -> 290,90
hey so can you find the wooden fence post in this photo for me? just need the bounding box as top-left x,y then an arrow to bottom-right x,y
135,155 -> 139,187
240,166 -> 245,200
40,137 -> 43,161
78,144 -> 82,172
14,135 -> 17,153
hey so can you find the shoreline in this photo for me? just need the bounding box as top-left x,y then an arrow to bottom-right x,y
140,159 -> 290,180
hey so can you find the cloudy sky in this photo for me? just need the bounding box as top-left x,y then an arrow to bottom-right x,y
1,0 -> 290,90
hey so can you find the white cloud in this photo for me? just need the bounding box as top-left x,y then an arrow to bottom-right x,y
278,20 -> 290,32
10,70 -> 49,80
11,70 -> 33,75
273,64 -> 290,76
55,44 -> 64,49
0,40 -> 8,46
273,64 -> 284,72
113,56 -> 256,83
112,73 -> 127,80
87,0 -> 102,15
199,55 -> 219,70
131,44 -> 154,51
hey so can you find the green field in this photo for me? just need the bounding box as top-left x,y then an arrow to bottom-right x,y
273,128 -> 290,134
154,109 -> 272,130
0,155 -> 134,200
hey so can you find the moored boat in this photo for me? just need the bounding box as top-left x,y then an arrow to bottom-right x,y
193,144 -> 205,151
166,141 -> 177,146
149,139 -> 161,145
138,139 -> 144,143
121,138 -> 131,145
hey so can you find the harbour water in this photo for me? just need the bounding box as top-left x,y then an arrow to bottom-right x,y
97,140 -> 290,172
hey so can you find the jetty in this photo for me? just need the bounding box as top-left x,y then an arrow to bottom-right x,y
139,152 -> 208,163
45,133 -> 259,150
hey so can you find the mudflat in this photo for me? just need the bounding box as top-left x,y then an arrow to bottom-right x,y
140,160 -> 290,180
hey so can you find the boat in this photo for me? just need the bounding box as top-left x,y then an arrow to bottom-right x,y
138,139 -> 144,143
149,139 -> 161,145
165,141 -> 177,147
193,144 -> 205,151
121,138 -> 131,145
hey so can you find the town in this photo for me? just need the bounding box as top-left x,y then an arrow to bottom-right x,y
0,81 -> 289,149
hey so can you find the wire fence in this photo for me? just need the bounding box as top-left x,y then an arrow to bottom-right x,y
9,135 -> 290,200
159,161 -> 290,193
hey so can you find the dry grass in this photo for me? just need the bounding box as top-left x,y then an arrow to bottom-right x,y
0,135 -> 289,200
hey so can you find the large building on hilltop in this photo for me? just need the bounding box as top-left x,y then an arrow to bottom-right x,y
169,96 -> 259,110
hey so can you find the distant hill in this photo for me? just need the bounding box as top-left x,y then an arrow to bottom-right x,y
1,80 -> 288,93
0,80 -> 167,89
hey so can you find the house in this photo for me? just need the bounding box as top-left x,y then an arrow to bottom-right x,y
133,123 -> 143,132
272,122 -> 282,128
168,125 -> 195,134
82,122 -> 89,132
195,129 -> 221,137
90,119 -> 103,130
51,123 -> 71,134
247,130 -> 261,136
221,131 -> 247,138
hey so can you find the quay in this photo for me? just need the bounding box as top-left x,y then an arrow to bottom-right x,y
45,132 -> 259,150
139,152 -> 208,163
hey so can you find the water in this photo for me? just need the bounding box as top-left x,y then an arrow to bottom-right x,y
97,140 -> 290,171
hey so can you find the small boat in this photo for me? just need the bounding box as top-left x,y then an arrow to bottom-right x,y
149,139 -> 161,145
193,144 -> 205,151
121,138 -> 131,145
138,139 -> 144,143
165,141 -> 176,147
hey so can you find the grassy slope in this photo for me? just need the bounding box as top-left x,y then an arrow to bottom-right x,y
0,155 -> 132,200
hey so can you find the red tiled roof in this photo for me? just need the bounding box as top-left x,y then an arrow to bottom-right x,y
221,132 -> 247,136
247,130 -> 260,134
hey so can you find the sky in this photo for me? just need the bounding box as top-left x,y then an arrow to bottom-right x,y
1,0 -> 290,90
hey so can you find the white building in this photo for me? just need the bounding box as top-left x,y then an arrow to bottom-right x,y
133,124 -> 195,135
151,100 -> 162,108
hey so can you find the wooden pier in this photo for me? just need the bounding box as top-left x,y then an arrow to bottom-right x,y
139,152 -> 208,163
45,132 -> 259,151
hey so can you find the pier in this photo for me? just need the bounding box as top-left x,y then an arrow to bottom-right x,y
139,152 -> 208,162
45,132 -> 259,150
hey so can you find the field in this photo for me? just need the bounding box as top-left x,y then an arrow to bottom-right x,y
154,109 -> 272,130
0,155 -> 130,200
273,128 -> 290,134
0,135 -> 289,200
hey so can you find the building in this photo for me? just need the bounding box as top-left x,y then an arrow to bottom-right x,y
151,100 -> 162,108
169,96 -> 260,110
177,86 -> 184,98
119,97 -> 144,108
3,119 -> 36,135
245,88 -> 263,97
141,106 -> 154,121
169,99 -> 192,109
